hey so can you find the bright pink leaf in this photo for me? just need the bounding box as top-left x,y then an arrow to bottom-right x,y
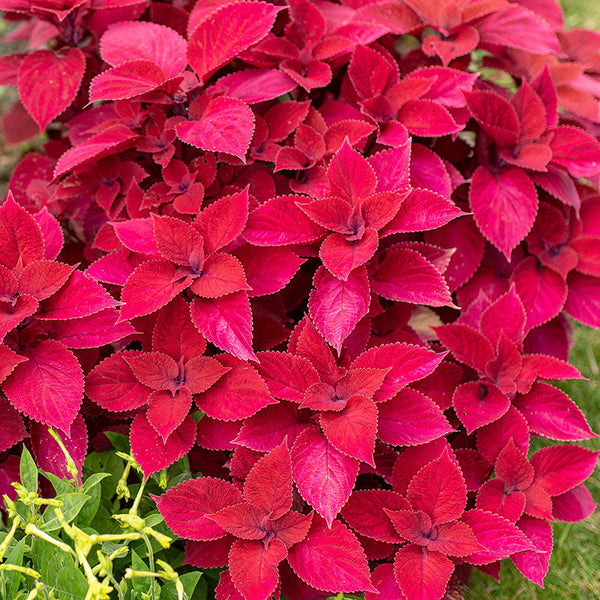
394,545 -> 454,600
190,293 -> 256,361
176,97 -> 255,161
187,2 -> 281,82
0,396 -> 27,452
18,48 -> 85,132
155,476 -> 243,540
147,387 -> 193,442
130,412 -> 196,475
469,166 -> 538,260
190,253 -> 250,298
453,381 -> 510,434
291,428 -> 359,526
3,339 -> 82,434
287,516 -> 374,593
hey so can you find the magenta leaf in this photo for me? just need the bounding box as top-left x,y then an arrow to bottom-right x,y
120,261 -> 191,321
408,449 -> 467,524
3,339 -> 83,434
176,97 -> 255,161
453,381 -> 510,434
371,248 -> 453,307
378,388 -> 452,446
187,1 -> 281,82
229,538 -> 287,600
255,352 -> 320,403
530,445 -> 600,496
155,476 -> 243,540
394,545 -> 454,600
194,354 -> 275,421
469,166 -> 538,260
130,412 -> 196,475
511,516 -> 552,586
0,396 -> 27,452
515,382 -> 596,440
89,60 -> 169,102
462,509 -> 535,564
190,293 -> 256,361
100,21 -> 187,78
147,388 -> 193,442
244,441 -> 293,519
309,266 -> 370,353
287,516 -> 374,593
190,253 -> 250,298
86,351 -> 150,412
291,428 -> 359,526
18,48 -> 85,132
320,395 -> 378,465
341,490 -> 410,543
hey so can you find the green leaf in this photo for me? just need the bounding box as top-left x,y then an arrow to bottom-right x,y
32,539 -> 88,600
160,572 -> 203,600
80,472 -> 110,493
20,447 -> 38,493
131,549 -> 160,598
43,471 -> 76,495
1,538 -> 25,599
75,480 -> 102,528
104,431 -> 130,452
39,493 -> 90,532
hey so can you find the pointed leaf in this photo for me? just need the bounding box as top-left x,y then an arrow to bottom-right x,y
191,253 -> 250,297
147,387 -> 193,442
394,545 -> 454,600
287,516 -> 374,593
155,476 -> 243,540
453,382 -> 511,434
309,266 -> 370,353
18,48 -> 85,131
190,293 -> 256,361
130,412 -> 196,475
3,339 -> 82,434
291,429 -> 359,526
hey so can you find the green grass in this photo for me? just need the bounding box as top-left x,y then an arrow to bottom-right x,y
560,0 -> 600,29
465,325 -> 600,600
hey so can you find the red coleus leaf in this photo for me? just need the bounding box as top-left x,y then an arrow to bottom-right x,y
469,166 -> 538,260
124,351 -> 179,390
176,97 -> 255,162
309,266 -> 370,353
51,308 -> 137,349
194,354 -> 275,421
530,445 -> 600,496
462,509 -> 535,564
549,126 -> 600,178
89,60 -> 170,102
0,396 -> 27,452
378,388 -> 452,446
394,545 -> 454,600
190,293 -> 256,361
186,536 -> 236,569
435,323 -> 495,374
287,516 -> 374,594
120,261 -> 191,321
155,476 -> 244,541
245,195 -> 326,246
229,538 -> 287,600
515,382 -> 596,441
407,449 -> 467,525
464,90 -> 519,147
195,187 -> 249,255
30,415 -> 87,483
320,395 -> 378,465
153,296 -> 206,361
3,339 -> 83,434
320,228 -> 379,281
0,193 -> 44,270
152,214 -> 204,267
38,271 -> 118,321
341,490 -> 410,543
18,48 -> 85,132
86,351 -> 150,412
476,478 -> 526,523
0,344 -> 27,384
511,516 -> 553,586
234,402 -> 312,452
187,1 -> 281,82
130,412 -> 196,475
18,260 -> 74,300
371,248 -> 453,307
190,253 -> 250,298
291,428 -> 359,527
147,387 -> 193,442
244,441 -> 293,519
255,352 -> 320,403
100,21 -> 187,78
452,381 -> 510,434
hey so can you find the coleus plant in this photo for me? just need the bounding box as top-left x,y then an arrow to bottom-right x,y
1,0 -> 600,599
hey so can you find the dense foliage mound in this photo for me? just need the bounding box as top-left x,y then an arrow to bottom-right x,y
0,0 -> 600,599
